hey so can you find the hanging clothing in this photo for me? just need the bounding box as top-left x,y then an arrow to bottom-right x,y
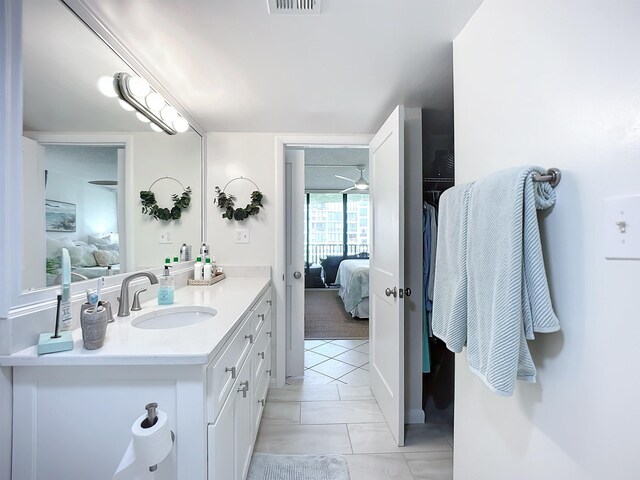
422,202 -> 437,373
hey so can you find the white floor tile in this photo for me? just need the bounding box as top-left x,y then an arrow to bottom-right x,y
338,367 -> 370,386
353,343 -> 369,354
360,363 -> 370,371
404,451 -> 453,480
337,385 -> 374,401
254,424 -> 352,455
305,350 -> 330,368
334,349 -> 370,367
304,339 -> 329,350
348,423 -> 451,454
261,401 -> 301,425
301,400 -> 385,424
330,339 -> 369,349
310,342 -> 350,357
328,379 -> 347,385
269,384 -> 340,402
311,358 -> 358,379
346,454 -> 415,480
291,369 -> 336,385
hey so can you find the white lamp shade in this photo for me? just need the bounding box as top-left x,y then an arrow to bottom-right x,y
145,92 -> 166,111
97,76 -> 118,97
173,116 -> 190,133
135,112 -> 150,123
118,99 -> 135,111
149,123 -> 163,133
127,76 -> 150,97
161,106 -> 178,122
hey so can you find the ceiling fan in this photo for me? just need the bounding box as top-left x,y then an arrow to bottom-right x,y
335,165 -> 369,193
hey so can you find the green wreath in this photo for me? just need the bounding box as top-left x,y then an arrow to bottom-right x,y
140,186 -> 191,221
215,186 -> 263,221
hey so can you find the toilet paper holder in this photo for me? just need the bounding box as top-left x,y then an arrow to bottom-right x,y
143,402 -> 175,472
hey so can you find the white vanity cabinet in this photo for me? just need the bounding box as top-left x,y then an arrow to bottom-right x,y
6,280 -> 272,480
208,287 -> 272,480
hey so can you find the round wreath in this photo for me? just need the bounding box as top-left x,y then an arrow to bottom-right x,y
140,186 -> 191,221
215,186 -> 264,221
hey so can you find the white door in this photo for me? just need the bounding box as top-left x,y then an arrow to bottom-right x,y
369,105 -> 406,446
285,148 -> 305,376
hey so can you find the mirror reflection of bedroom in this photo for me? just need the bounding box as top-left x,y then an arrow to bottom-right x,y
302,147 -> 371,386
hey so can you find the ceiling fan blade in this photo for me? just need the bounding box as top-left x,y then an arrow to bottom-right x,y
340,186 -> 356,194
335,174 -> 356,182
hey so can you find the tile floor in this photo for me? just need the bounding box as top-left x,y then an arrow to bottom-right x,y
253,339 -> 454,480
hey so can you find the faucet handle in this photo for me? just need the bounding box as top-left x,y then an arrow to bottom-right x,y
131,288 -> 147,311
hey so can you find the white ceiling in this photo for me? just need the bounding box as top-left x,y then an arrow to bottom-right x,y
80,0 -> 483,134
302,147 -> 369,191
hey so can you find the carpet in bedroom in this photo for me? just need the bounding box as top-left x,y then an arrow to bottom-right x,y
304,290 -> 369,340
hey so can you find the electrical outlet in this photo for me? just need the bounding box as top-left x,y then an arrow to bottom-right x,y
159,231 -> 172,244
235,229 -> 250,244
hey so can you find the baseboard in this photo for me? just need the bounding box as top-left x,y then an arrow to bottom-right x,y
405,407 -> 426,424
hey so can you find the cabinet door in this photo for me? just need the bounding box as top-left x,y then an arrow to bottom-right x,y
208,389 -> 235,480
234,357 -> 253,480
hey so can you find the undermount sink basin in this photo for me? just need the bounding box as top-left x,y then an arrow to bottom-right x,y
131,306 -> 217,330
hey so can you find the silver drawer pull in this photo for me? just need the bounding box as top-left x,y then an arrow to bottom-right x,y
267,299 -> 272,306
225,366 -> 236,379
266,331 -> 272,337
258,313 -> 265,321
237,381 -> 249,398
258,399 -> 265,407
266,369 -> 272,376
258,351 -> 265,359
245,334 -> 254,343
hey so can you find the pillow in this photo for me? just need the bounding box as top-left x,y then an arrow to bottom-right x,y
68,244 -> 98,267
73,240 -> 88,246
102,243 -> 120,252
46,237 -> 75,257
94,249 -> 119,267
88,234 -> 112,246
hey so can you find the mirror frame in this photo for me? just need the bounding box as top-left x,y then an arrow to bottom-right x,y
0,0 -> 207,315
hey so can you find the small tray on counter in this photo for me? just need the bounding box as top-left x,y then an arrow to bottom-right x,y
187,273 -> 226,286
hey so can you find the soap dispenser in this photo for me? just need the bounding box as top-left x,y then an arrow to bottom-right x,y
158,260 -> 174,305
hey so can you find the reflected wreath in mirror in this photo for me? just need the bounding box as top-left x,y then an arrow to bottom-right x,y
140,176 -> 191,221
214,177 -> 264,221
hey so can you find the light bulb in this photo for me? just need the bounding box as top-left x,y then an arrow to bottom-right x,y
118,99 -> 135,112
173,116 -> 190,133
127,76 -> 150,97
145,92 -> 165,111
149,123 -> 163,133
97,76 -> 118,97
136,112 -> 150,123
161,105 -> 178,122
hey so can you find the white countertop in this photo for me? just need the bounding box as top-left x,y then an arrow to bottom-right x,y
0,277 -> 270,367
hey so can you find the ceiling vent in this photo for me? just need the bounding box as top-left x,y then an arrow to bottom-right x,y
267,0 -> 322,15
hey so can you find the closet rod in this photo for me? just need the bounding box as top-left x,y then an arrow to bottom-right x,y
532,168 -> 561,187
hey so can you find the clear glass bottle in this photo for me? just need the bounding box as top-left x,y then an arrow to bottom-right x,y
158,262 -> 174,305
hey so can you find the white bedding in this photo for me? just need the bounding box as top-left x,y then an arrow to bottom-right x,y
335,259 -> 369,319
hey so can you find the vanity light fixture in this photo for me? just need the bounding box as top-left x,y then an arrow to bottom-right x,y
99,73 -> 190,135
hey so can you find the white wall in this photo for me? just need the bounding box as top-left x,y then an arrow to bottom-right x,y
206,133 -> 276,267
453,1 -> 640,479
132,131 -> 202,269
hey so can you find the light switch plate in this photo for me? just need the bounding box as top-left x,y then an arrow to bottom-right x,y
604,195 -> 640,259
235,229 -> 250,244
159,231 -> 172,244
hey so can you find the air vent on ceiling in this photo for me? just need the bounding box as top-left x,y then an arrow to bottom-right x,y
267,0 -> 322,15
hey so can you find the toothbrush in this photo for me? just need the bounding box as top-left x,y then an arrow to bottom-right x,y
97,278 -> 104,305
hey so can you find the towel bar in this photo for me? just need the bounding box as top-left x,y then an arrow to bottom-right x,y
532,168 -> 561,187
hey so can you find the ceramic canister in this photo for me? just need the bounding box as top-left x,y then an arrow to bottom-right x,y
80,305 -> 108,350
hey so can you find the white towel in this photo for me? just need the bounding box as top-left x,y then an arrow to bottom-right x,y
465,166 -> 559,396
432,183 -> 473,353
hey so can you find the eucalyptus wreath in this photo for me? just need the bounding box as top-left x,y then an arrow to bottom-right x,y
140,186 -> 192,221
215,186 -> 264,221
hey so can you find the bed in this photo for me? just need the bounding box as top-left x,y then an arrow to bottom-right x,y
335,259 -> 370,319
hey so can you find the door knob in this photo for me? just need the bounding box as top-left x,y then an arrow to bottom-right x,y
385,287 -> 398,298
293,271 -> 302,279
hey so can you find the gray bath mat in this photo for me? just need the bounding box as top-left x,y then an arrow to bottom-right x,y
247,453 -> 350,480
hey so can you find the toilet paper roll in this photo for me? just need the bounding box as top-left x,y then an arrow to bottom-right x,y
113,410 -> 174,479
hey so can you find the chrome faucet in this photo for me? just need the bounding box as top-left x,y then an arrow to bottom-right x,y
117,272 -> 159,317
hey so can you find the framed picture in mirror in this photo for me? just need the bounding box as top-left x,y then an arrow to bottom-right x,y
45,200 -> 76,233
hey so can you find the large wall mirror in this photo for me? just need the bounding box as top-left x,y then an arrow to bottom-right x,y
20,0 -> 203,293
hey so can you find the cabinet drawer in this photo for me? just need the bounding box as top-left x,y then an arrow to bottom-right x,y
207,316 -> 253,423
251,325 -> 270,388
249,288 -> 272,340
252,350 -> 271,439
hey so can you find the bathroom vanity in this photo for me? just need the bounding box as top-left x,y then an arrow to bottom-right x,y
1,277 -> 272,480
